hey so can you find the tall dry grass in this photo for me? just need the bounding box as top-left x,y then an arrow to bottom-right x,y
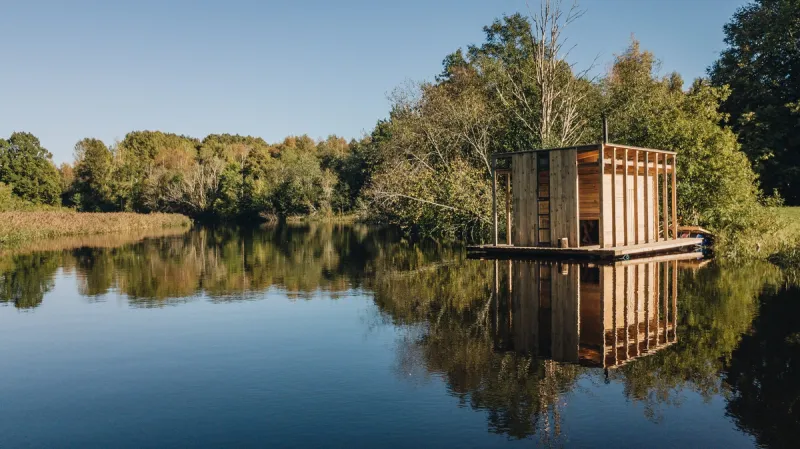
0,211 -> 191,247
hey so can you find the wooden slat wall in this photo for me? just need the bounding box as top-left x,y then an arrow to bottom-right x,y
511,153 -> 538,246
550,149 -> 579,247
600,150 -> 662,247
551,264 -> 580,363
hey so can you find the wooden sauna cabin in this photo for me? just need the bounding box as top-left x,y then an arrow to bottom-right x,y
467,143 -> 703,260
490,254 -> 692,368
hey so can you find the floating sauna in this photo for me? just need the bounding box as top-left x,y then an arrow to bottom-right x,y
491,254 -> 690,368
468,142 -> 703,259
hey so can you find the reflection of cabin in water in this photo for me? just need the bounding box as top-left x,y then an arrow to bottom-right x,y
469,142 -> 703,260
492,254 -> 689,368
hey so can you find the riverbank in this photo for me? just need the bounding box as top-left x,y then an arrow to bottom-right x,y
0,211 -> 191,248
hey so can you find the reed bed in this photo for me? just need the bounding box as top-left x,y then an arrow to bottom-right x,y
0,211 -> 191,247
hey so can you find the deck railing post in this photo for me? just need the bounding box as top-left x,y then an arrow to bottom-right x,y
611,147 -> 617,247
671,155 -> 678,239
623,149 -> 629,246
633,150 -> 639,244
662,153 -> 668,241
505,173 -> 512,245
598,145 -> 605,247
644,151 -> 650,243
492,159 -> 498,246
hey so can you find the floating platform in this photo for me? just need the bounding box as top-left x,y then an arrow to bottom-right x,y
466,237 -> 703,261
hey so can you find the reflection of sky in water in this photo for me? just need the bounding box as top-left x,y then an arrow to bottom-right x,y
0,225 -> 795,448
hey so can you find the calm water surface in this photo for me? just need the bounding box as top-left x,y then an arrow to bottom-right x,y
0,225 -> 797,448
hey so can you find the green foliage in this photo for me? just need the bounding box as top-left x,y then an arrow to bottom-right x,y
74,138 -> 114,211
602,41 -> 782,258
710,0 -> 800,204
0,132 -> 61,205
0,182 -> 34,212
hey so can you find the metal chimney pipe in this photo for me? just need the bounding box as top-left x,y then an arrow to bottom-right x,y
602,114 -> 609,144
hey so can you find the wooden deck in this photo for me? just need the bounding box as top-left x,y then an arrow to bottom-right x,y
467,237 -> 703,260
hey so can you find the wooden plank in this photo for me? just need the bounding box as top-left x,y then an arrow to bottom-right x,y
505,173 -> 511,245
599,145 -> 606,248
623,149 -> 629,246
519,154 -> 528,246
633,151 -> 640,244
653,154 -> 660,242
492,164 -> 498,245
529,153 -> 539,246
662,153 -> 668,241
644,152 -> 650,243
466,237 -> 703,259
611,148 -> 617,247
671,155 -> 678,240
549,149 -> 579,248
603,143 -> 678,155
513,154 -> 521,245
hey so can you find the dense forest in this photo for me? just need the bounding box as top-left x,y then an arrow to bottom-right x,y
1,0 -> 797,252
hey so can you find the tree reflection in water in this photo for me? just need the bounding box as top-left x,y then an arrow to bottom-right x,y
0,225 -> 797,444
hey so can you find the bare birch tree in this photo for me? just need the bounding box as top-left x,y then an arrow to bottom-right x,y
483,0 -> 592,148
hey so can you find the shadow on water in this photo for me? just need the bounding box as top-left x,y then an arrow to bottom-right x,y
0,224 -> 798,446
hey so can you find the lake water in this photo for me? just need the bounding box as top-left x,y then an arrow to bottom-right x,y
0,224 -> 797,448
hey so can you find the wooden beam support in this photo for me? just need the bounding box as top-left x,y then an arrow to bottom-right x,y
662,153 -> 668,241
634,150 -> 640,244
623,149 -> 629,246
653,153 -> 660,242
644,152 -> 650,243
671,155 -> 678,240
611,148 -> 617,247
599,145 -> 605,247
505,174 -> 512,245
492,163 -> 498,246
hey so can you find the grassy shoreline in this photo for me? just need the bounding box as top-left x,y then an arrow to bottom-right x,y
0,211 -> 191,248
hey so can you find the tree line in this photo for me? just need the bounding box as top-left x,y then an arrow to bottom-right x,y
1,0 -> 796,251
0,130 -> 377,220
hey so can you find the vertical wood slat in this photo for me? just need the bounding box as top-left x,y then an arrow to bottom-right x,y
549,149 -> 578,247
518,154 -> 527,246
611,147 -> 617,247
513,154 -> 521,246
623,149 -> 629,246
633,151 -> 640,244
653,154 -> 660,242
529,154 -> 538,246
505,174 -> 511,245
662,154 -> 669,241
598,145 -> 605,247
492,163 -> 498,245
671,155 -> 678,239
644,152 -> 650,243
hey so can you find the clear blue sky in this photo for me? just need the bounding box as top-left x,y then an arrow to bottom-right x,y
1,0 -> 747,164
